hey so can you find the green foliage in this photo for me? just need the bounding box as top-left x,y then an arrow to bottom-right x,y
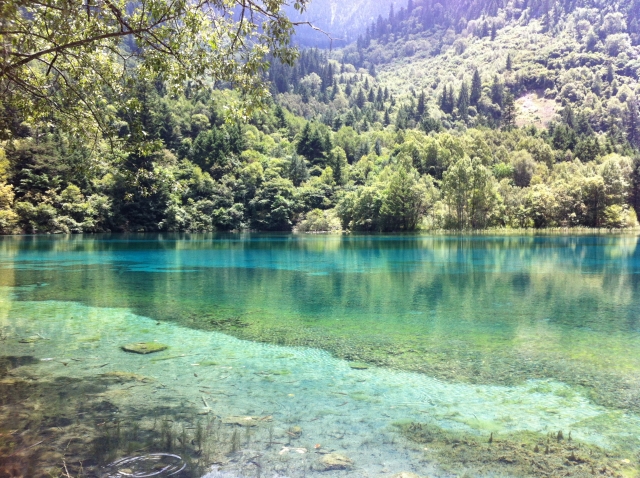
297,208 -> 341,232
250,175 -> 297,231
379,163 -> 437,231
1,0 -> 639,235
0,0 -> 310,136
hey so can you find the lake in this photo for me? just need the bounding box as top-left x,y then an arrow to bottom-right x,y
1,233 -> 639,477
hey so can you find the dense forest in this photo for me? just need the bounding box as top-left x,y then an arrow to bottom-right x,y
0,0 -> 639,234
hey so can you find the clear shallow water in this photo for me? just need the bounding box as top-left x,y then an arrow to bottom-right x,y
1,233 -> 640,477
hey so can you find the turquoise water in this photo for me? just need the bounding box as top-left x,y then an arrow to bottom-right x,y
1,234 -> 640,477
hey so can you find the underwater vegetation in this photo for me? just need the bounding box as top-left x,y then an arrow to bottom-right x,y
396,421 -> 640,478
0,354 -> 359,478
0,357 -> 259,477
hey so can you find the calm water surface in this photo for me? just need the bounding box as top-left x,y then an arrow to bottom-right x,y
1,233 -> 640,477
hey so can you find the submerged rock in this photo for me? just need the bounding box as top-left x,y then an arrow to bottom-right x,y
19,336 -> 44,344
349,363 -> 369,370
222,415 -> 272,427
319,453 -> 353,471
392,473 -> 421,478
121,342 -> 168,354
100,371 -> 150,382
288,426 -> 302,437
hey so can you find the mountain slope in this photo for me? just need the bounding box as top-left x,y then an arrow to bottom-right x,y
287,0 -> 400,47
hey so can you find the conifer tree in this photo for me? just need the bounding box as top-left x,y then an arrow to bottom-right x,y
502,92 -> 516,131
275,105 -> 287,129
440,87 -> 449,113
470,70 -> 482,106
506,53 -> 513,71
491,75 -> 504,106
458,82 -> 470,121
417,91 -> 427,120
562,105 -> 576,129
628,98 -> 640,148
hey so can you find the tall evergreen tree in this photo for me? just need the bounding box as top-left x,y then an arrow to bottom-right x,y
297,123 -> 327,165
458,82 -> 470,121
440,86 -> 455,114
502,92 -> 516,131
491,75 -> 504,106
562,105 -> 576,129
506,53 -> 513,71
417,91 -> 427,120
355,89 -> 367,109
470,70 -> 482,106
627,97 -> 640,148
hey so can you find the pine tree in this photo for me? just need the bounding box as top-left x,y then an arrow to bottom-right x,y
470,70 -> 482,106
491,22 -> 497,40
440,87 -> 449,113
502,92 -> 516,131
416,91 -> 426,120
356,89 -> 367,108
345,83 -> 352,97
562,105 -> 575,129
275,105 -> 287,129
628,97 -> 640,148
481,21 -> 489,38
491,75 -> 504,106
384,109 -> 391,126
296,123 -> 327,165
506,53 -> 513,71
458,82 -> 470,121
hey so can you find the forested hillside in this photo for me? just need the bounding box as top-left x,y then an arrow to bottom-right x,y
0,0 -> 639,234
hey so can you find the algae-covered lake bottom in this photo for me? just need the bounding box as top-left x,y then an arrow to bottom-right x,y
1,233 -> 640,477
